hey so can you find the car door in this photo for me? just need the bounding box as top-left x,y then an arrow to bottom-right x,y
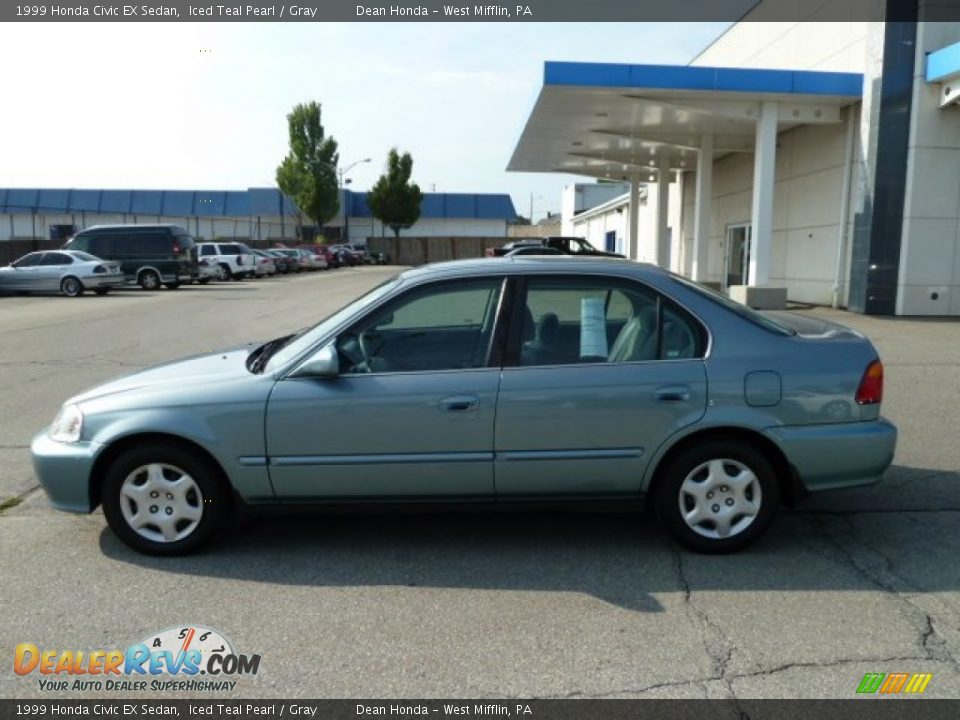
494,275 -> 708,496
37,252 -> 74,291
1,252 -> 45,291
265,277 -> 507,499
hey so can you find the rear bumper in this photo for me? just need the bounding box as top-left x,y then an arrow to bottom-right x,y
84,275 -> 125,289
767,418 -> 897,492
30,430 -> 102,513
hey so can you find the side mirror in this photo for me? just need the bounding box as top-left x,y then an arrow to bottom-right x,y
290,342 -> 338,378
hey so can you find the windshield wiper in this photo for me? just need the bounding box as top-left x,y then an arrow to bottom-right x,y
247,334 -> 295,374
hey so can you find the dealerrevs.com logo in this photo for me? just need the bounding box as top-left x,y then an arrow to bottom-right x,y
14,626 -> 261,693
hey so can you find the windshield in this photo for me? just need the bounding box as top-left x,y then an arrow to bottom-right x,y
262,275 -> 403,373
669,273 -> 795,336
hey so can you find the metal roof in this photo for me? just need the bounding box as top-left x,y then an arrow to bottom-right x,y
345,190 -> 517,221
0,188 -> 301,217
0,187 -> 518,222
508,61 -> 864,180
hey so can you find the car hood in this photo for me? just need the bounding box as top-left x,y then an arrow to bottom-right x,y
761,311 -> 864,340
69,344 -> 257,405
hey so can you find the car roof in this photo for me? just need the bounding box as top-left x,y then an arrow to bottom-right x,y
78,224 -> 187,232
398,256 -> 663,283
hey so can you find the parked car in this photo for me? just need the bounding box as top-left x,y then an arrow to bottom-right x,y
271,248 -> 305,272
505,246 -> 564,257
31,257 -> 896,556
0,250 -> 124,297
195,258 -> 219,284
64,224 -> 199,289
347,244 -> 369,264
487,236 -> 624,258
265,249 -> 297,274
295,248 -> 327,271
196,242 -> 257,281
328,244 -> 359,267
250,249 -> 277,277
366,249 -> 389,265
307,244 -> 340,269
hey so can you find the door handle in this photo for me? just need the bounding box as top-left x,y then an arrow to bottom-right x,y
653,385 -> 691,402
439,395 -> 479,412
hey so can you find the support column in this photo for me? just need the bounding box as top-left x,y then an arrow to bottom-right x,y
749,101 -> 778,286
692,134 -> 713,282
627,175 -> 640,261
656,154 -> 670,269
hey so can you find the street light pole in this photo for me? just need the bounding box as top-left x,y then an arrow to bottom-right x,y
337,157 -> 371,243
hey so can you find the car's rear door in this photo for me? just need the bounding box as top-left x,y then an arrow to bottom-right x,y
494,275 -> 708,496
37,252 -> 74,290
265,277 -> 508,499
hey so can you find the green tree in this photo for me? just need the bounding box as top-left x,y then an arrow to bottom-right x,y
366,148 -> 423,237
275,101 -> 340,226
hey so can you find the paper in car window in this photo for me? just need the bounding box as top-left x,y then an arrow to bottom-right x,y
579,297 -> 608,360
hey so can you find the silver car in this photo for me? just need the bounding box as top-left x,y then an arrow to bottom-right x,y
0,250 -> 124,297
31,257 -> 896,555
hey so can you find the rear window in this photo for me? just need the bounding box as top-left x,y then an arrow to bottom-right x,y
669,274 -> 795,336
70,251 -> 97,262
177,234 -> 195,248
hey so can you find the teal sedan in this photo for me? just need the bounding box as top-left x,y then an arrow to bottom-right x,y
31,258 -> 896,555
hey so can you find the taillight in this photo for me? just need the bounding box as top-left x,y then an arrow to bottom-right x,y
172,241 -> 181,255
855,360 -> 884,405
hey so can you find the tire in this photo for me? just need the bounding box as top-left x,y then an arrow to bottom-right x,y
654,440 -> 779,554
138,270 -> 161,291
101,442 -> 229,556
94,288 -> 110,296
198,278 -> 211,285
217,264 -> 231,281
60,276 -> 84,297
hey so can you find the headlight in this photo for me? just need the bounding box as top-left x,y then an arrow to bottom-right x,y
50,404 -> 83,443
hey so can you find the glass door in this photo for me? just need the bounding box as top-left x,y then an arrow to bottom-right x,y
724,224 -> 752,290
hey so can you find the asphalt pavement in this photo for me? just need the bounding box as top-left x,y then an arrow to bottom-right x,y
1,267 -> 958,700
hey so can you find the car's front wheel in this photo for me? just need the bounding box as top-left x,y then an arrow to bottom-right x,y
654,441 -> 779,554
101,443 -> 228,555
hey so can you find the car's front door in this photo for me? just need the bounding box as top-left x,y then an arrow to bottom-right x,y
265,277 -> 507,499
494,275 -> 708,496
1,252 -> 44,291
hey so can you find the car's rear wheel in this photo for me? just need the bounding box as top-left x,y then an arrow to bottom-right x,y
94,288 -> 110,296
198,277 -> 211,285
654,441 -> 779,554
60,276 -> 84,297
101,443 -> 228,555
138,270 -> 160,291
217,264 -> 231,281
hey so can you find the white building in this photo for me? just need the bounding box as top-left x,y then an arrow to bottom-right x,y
511,14 -> 960,315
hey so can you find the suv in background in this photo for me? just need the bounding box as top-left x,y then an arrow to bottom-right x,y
196,242 -> 257,280
64,224 -> 199,290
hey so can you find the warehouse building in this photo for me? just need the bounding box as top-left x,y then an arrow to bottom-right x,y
511,13 -> 960,315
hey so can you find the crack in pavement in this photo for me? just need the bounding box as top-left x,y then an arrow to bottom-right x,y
810,514 -> 959,670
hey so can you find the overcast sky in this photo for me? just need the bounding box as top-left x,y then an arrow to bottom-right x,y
1,22 -> 728,220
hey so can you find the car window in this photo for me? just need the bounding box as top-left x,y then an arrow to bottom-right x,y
221,244 -> 241,254
12,253 -> 43,268
40,253 -> 73,266
518,277 -> 702,366
337,279 -> 504,374
70,251 -> 97,262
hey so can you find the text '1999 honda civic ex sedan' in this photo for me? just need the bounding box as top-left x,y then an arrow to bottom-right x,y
31,257 -> 897,555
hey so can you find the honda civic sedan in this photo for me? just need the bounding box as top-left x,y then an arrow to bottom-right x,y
31,257 -> 896,555
0,250 -> 124,297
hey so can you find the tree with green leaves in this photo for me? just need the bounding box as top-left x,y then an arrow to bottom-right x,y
366,148 -> 423,238
275,101 -> 340,226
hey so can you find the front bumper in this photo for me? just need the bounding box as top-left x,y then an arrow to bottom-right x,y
767,417 -> 897,492
30,430 -> 103,513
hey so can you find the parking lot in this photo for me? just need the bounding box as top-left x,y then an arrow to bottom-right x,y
1,266 -> 959,700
